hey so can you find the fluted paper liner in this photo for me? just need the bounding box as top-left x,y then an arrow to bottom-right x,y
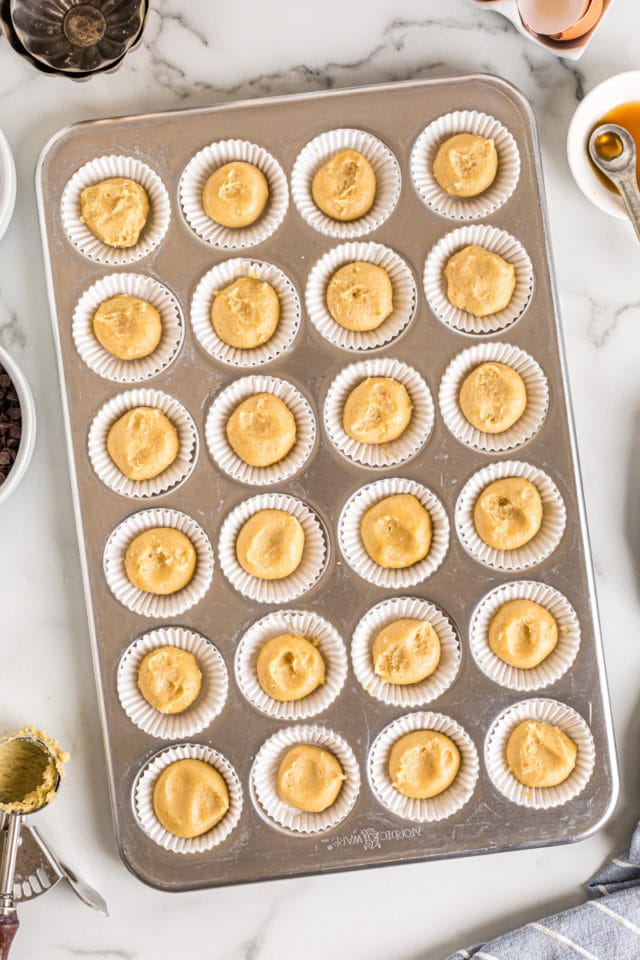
324,357 -> 434,468
410,110 -> 521,221
424,224 -> 534,335
369,711 -> 479,822
72,272 -> 184,383
179,139 -> 288,249
117,627 -> 228,738
191,258 -> 301,367
251,724 -> 360,835
305,242 -> 417,352
88,389 -> 198,498
218,493 -> 327,603
351,596 -> 461,707
470,581 -> 581,692
439,342 -> 549,453
291,128 -> 401,239
455,460 -> 566,571
235,609 -> 348,720
104,507 -> 214,617
206,375 -> 315,485
61,155 -> 170,264
339,477 -> 449,588
134,743 -> 242,852
485,698 -> 595,809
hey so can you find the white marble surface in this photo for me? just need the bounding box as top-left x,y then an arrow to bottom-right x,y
1,0 -> 640,957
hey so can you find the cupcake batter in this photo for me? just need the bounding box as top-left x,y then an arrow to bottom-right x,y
125,527 -> 197,595
389,730 -> 460,799
0,726 -> 68,815
256,633 -> 325,702
92,294 -> 162,361
311,148 -> 376,221
80,177 -> 149,248
276,744 -> 345,812
433,133 -> 498,198
473,477 -> 543,551
326,261 -> 393,332
489,599 -> 559,670
360,493 -> 432,569
459,362 -> 527,434
373,618 -> 441,685
226,393 -> 296,467
202,161 -> 269,228
445,245 -> 516,317
506,720 -> 577,788
152,758 -> 229,838
235,508 -> 305,580
137,646 -> 202,714
343,377 -> 412,445
211,277 -> 280,349
107,406 -> 179,481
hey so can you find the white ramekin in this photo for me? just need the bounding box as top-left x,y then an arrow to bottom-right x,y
567,70 -> 640,221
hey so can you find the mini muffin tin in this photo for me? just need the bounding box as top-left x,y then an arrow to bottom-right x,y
36,75 -> 618,891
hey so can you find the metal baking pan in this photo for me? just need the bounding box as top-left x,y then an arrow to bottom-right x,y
36,75 -> 618,891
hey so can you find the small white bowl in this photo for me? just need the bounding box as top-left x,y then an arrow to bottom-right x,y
0,345 -> 36,505
0,129 -> 17,241
567,70 -> 640,220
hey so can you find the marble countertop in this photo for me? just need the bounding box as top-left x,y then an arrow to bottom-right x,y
1,0 -> 640,957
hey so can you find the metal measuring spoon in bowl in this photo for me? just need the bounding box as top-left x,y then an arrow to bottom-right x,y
589,122 -> 640,242
0,733 -> 63,959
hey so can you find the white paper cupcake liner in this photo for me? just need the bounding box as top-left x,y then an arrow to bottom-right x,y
424,225 -> 534,335
291,128 -> 401,239
470,581 -> 581,692
352,596 -> 461,707
485,698 -> 595,809
439,342 -> 549,453
117,627 -> 228,739
235,610 -> 348,720
410,110 -> 521,221
218,493 -> 327,604
305,242 -> 417,352
323,357 -> 434,468
103,508 -> 214,617
88,389 -> 198,499
338,477 -> 449,588
178,139 -> 288,249
455,460 -> 566,571
61,155 -> 170,264
191,259 -> 301,367
368,711 -> 479,822
134,742 -> 243,852
205,375 -> 316,486
251,724 -> 360,835
72,272 -> 184,383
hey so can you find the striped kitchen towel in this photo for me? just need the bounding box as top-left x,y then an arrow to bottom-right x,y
448,823 -> 640,959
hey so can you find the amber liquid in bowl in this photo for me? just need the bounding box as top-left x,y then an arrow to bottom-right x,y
589,101 -> 640,191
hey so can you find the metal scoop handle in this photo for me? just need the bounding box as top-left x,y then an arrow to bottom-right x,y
0,815 -> 22,960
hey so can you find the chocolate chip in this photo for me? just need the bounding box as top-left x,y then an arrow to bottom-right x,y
0,363 -> 21,484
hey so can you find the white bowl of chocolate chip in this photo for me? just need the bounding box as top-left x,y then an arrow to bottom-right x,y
0,344 -> 36,505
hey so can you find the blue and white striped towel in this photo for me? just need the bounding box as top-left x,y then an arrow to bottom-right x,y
448,824 -> 640,959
